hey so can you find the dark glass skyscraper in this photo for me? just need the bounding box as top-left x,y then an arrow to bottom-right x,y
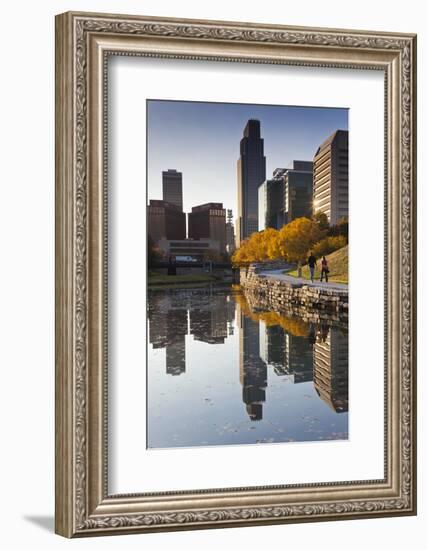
236,120 -> 266,246
162,169 -> 183,211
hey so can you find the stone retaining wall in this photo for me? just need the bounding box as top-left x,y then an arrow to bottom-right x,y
240,265 -> 348,321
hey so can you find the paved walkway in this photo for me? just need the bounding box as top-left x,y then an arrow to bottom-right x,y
260,269 -> 349,291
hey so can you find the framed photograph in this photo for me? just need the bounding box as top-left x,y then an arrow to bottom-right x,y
55,11 -> 417,537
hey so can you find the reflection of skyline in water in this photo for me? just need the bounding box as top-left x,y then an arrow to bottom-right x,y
147,286 -> 348,447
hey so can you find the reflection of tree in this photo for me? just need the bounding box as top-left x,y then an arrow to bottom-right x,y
233,292 -> 310,336
235,290 -> 348,412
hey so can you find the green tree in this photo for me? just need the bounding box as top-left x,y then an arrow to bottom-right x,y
312,211 -> 329,232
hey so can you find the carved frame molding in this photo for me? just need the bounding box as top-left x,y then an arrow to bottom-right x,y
55,11 -> 416,537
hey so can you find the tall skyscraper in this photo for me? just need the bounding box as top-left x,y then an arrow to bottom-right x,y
162,169 -> 183,211
258,161 -> 313,231
313,130 -> 348,225
187,202 -> 226,253
236,120 -> 266,246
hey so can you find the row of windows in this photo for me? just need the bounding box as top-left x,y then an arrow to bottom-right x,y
314,158 -> 332,173
170,242 -> 210,248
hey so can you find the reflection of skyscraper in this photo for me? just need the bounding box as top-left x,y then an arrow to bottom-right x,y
259,323 -> 285,368
148,293 -> 169,348
165,308 -> 187,376
258,318 -> 313,382
313,327 -> 348,412
147,291 -> 187,375
190,290 -> 229,344
236,120 -> 266,246
162,169 -> 183,211
238,310 -> 267,421
283,333 -> 314,383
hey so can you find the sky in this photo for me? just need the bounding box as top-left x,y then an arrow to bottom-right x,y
147,100 -> 348,219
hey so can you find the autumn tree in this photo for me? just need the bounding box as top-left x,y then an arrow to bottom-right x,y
232,228 -> 280,266
278,217 -> 322,276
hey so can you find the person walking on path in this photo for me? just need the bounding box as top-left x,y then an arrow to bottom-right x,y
307,251 -> 317,283
320,255 -> 329,283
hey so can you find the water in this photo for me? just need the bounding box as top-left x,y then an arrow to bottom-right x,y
147,284 -> 348,449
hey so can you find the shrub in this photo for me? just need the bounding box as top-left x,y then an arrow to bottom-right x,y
312,235 -> 347,258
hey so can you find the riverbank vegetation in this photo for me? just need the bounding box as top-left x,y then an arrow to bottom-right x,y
232,214 -> 348,277
147,273 -> 217,287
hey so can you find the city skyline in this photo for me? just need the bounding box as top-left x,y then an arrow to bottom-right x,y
147,99 -> 349,218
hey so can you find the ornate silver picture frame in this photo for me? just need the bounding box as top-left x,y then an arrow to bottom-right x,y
55,11 -> 417,537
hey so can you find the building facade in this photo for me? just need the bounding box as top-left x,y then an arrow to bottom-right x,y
258,177 -> 284,231
236,120 -> 266,246
313,130 -> 349,225
258,161 -> 313,231
225,209 -> 236,255
282,161 -> 313,224
156,237 -> 221,261
162,169 -> 183,211
147,199 -> 186,244
187,202 -> 226,254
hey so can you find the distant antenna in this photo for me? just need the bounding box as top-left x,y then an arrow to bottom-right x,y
227,209 -> 233,224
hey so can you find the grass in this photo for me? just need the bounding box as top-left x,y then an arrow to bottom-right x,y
147,273 -> 217,287
287,245 -> 348,284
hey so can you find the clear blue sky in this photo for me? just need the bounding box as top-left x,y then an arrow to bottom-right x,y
147,100 -> 348,219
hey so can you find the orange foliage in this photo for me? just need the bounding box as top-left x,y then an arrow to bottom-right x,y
232,291 -> 310,337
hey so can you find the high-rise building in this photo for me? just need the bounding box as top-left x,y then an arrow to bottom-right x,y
258,161 -> 313,231
187,202 -> 226,253
225,209 -> 236,255
147,199 -> 186,244
162,169 -> 183,211
236,120 -> 266,246
258,177 -> 284,231
313,130 -> 348,225
282,161 -> 313,223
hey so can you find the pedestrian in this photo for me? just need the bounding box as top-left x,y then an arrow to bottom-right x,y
167,254 -> 177,276
320,255 -> 329,282
307,251 -> 317,283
